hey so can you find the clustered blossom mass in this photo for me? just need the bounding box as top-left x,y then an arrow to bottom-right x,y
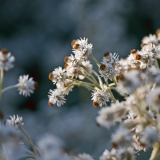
48,29 -> 160,160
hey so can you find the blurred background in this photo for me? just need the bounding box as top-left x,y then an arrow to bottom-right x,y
0,0 -> 159,159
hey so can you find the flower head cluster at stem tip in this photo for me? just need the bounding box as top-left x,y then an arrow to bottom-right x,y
47,29 -> 160,160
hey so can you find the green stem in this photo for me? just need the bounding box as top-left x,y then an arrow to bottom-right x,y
2,84 -> 18,93
80,65 -> 100,88
0,69 -> 4,99
155,58 -> 159,68
105,80 -> 116,103
150,142 -> 160,160
90,55 -> 101,67
19,125 -> 40,156
113,76 -> 117,86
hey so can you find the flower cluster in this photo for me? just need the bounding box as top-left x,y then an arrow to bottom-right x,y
48,29 -> 160,160
0,48 -> 38,97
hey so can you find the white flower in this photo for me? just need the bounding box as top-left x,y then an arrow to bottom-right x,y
76,153 -> 94,160
49,67 -> 67,84
117,70 -> 141,94
91,87 -> 110,107
71,38 -> 93,59
111,126 -> 132,148
102,52 -> 119,65
0,49 -> 15,71
146,87 -> 160,112
142,34 -> 158,45
99,64 -> 116,80
100,149 -> 117,160
139,127 -> 158,147
96,101 -> 127,128
48,89 -> 66,107
56,79 -> 74,95
5,115 -> 24,127
81,60 -> 93,73
118,148 -> 135,160
17,75 -> 37,97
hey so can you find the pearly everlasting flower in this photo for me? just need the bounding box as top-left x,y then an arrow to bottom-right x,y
99,52 -> 119,80
146,87 -> 160,112
96,101 -> 127,128
76,153 -> 94,160
81,60 -> 93,73
65,54 -> 84,78
17,75 -> 37,97
139,127 -> 158,147
48,89 -> 66,107
99,149 -> 117,160
91,86 -> 110,107
56,79 -> 74,95
99,64 -> 116,80
142,34 -> 158,45
118,148 -> 135,160
153,44 -> 160,59
0,48 -> 15,71
111,126 -> 133,148
117,70 -> 141,94
102,52 -> 119,65
48,67 -> 67,84
145,66 -> 160,84
5,115 -> 24,127
71,38 -> 93,59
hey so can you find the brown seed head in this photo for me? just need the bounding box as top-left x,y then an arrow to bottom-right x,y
95,121 -> 100,127
71,39 -> 76,46
117,74 -> 125,81
92,101 -> 99,107
64,63 -> 68,68
111,141 -> 117,148
1,48 -> 8,55
130,49 -> 137,54
48,101 -> 54,106
156,28 -> 160,35
135,54 -> 141,60
48,72 -> 53,80
103,52 -> 110,57
141,43 -> 147,48
99,64 -> 106,70
34,82 -> 38,88
64,56 -> 68,63
74,44 -> 79,49
0,110 -> 4,120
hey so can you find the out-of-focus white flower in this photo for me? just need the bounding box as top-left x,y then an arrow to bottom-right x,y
111,126 -> 132,148
75,153 -> 94,160
118,148 -> 135,160
139,127 -> 158,147
36,134 -> 66,160
142,34 -> 158,45
71,38 -> 93,59
48,67 -> 67,84
99,149 -> 117,160
5,115 -> 24,127
117,70 -> 141,94
146,87 -> 160,112
48,89 -> 66,107
0,125 -> 25,160
17,75 -> 37,97
91,86 -> 110,107
0,48 -> 15,71
96,101 -> 127,128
